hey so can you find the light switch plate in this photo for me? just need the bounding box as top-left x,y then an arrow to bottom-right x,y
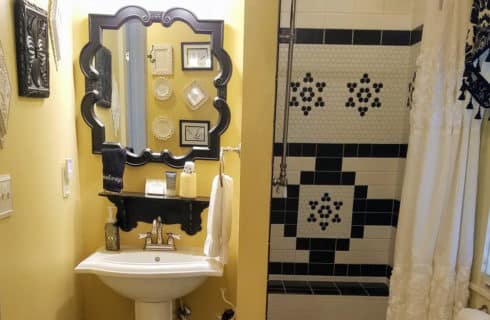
62,159 -> 73,198
0,175 -> 13,219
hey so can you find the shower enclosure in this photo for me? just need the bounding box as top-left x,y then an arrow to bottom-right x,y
267,0 -> 424,319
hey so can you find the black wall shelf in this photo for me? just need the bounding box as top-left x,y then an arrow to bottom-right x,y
99,191 -> 210,235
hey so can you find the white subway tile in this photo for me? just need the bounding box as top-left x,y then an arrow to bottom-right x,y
364,226 -> 396,239
335,250 -> 391,264
270,224 -> 285,237
355,171 -> 404,185
295,250 -> 310,263
269,249 -> 298,262
366,185 -> 397,199
353,0 -> 384,13
343,158 -> 405,172
349,238 -> 394,251
384,0 -> 411,14
270,236 -> 297,250
295,12 -> 327,29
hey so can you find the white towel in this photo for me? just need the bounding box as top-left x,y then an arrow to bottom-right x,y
456,308 -> 490,320
204,175 -> 233,264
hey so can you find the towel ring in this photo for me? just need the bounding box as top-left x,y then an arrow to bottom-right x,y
219,145 -> 240,186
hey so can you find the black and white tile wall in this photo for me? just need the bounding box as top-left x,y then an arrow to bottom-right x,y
268,27 -> 421,297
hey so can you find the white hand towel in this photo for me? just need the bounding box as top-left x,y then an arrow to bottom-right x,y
204,175 -> 233,264
456,308 -> 490,320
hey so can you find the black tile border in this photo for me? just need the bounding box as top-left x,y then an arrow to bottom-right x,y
279,25 -> 423,46
268,262 -> 392,277
274,143 -> 409,158
267,280 -> 390,297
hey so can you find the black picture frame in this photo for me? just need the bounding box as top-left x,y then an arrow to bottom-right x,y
79,6 -> 232,168
14,0 -> 50,98
181,42 -> 213,70
179,120 -> 210,147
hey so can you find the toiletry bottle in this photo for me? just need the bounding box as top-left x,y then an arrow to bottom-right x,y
165,171 -> 177,196
105,206 -> 120,251
179,161 -> 197,198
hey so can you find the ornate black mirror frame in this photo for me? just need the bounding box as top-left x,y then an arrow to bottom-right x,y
460,1 -> 490,110
80,6 -> 232,168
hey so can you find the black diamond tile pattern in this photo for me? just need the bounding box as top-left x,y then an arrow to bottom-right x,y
267,280 -> 389,297
269,142 -> 406,281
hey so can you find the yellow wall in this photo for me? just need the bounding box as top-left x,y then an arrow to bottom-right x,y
0,0 -> 84,319
470,120 -> 490,307
236,0 -> 278,317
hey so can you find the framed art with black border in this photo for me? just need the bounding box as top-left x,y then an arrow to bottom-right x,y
181,42 -> 213,70
14,0 -> 50,98
180,120 -> 210,147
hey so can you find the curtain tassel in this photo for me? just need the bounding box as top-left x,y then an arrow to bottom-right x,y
466,97 -> 474,109
475,106 -> 482,120
458,90 -> 466,101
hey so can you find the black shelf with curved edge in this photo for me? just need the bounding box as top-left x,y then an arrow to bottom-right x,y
99,191 -> 210,235
80,6 -> 233,168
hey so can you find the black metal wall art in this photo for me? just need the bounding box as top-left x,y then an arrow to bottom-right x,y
460,0 -> 490,111
80,6 -> 232,168
14,0 -> 50,98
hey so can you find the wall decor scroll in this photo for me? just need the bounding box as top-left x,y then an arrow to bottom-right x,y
49,0 -> 63,70
0,41 -> 12,149
14,0 -> 50,98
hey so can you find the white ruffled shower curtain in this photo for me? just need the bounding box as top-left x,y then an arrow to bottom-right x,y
387,0 -> 483,319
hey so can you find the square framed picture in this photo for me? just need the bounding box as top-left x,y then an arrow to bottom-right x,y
181,42 -> 213,70
180,120 -> 210,147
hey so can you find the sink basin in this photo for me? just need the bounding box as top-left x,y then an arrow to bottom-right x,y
75,247 -> 223,320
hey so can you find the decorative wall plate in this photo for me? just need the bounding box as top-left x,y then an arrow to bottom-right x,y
152,116 -> 174,141
0,41 -> 12,144
153,78 -> 172,101
183,81 -> 208,110
14,0 -> 50,97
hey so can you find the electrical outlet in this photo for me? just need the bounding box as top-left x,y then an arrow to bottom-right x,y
0,175 -> 13,219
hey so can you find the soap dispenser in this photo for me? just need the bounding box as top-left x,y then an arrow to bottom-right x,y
179,161 -> 197,198
105,206 -> 120,251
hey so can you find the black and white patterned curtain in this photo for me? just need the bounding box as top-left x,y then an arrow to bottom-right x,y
460,0 -> 490,113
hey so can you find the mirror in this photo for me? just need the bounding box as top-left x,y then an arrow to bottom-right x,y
80,6 -> 232,168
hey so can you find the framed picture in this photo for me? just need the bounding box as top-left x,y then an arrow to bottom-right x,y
181,42 -> 213,70
180,120 -> 210,147
14,0 -> 50,97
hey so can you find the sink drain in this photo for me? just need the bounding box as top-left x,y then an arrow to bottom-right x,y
155,256 -> 160,262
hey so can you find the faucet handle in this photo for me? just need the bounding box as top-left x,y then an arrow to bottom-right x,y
138,232 -> 151,240
166,233 -> 181,240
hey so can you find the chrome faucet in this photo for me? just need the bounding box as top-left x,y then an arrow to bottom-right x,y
138,217 -> 181,251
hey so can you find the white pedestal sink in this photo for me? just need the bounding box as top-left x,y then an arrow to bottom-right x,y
75,247 -> 223,320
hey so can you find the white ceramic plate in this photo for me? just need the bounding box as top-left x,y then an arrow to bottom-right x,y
183,81 -> 208,110
152,116 -> 174,141
153,78 -> 173,101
